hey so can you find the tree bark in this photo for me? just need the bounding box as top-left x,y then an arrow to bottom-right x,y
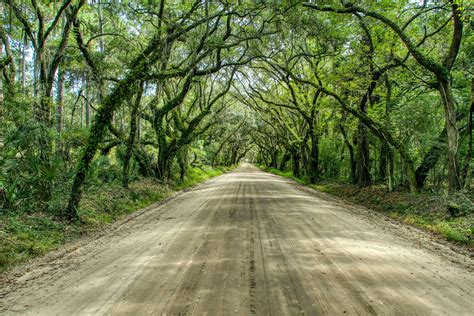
291,149 -> 301,178
378,141 -> 389,182
307,128 -> 319,183
356,121 -> 371,186
122,82 -> 144,188
387,146 -> 394,192
178,148 -> 188,181
438,77 -> 461,191
156,148 -> 175,181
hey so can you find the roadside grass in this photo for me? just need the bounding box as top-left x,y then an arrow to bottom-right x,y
172,165 -> 227,191
0,166 -> 230,271
262,166 -> 473,247
265,168 -> 308,184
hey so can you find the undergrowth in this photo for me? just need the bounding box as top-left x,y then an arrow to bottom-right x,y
262,166 -> 473,247
0,166 -> 229,271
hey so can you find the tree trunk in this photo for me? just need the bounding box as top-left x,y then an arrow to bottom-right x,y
122,82 -> 143,188
378,141 -> 389,182
307,130 -> 319,183
404,158 -> 418,193
156,153 -> 174,181
292,150 -> 301,178
438,77 -> 461,191
66,59 -> 155,219
414,109 -> 468,189
301,144 -> 311,179
387,147 -> 394,192
349,147 -> 357,184
178,148 -> 188,181
356,121 -> 371,186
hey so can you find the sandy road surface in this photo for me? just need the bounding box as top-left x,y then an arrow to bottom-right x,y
1,164 -> 473,315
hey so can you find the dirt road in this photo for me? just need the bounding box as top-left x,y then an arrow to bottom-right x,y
1,164 -> 473,315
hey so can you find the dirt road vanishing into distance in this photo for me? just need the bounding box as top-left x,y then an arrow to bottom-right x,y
1,164 -> 472,315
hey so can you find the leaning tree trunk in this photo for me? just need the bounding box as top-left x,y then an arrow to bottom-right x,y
66,7 -> 180,219
66,68 -> 151,220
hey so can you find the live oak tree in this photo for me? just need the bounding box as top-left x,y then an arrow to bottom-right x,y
303,0 -> 467,191
65,2 -> 276,218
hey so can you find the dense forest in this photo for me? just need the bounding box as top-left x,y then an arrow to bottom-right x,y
0,1 -> 473,264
